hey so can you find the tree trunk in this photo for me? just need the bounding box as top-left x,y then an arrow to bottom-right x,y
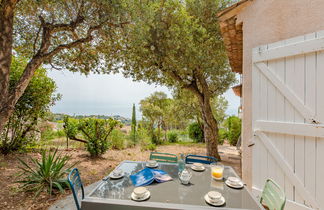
0,57 -> 44,133
0,0 -> 17,133
198,93 -> 221,160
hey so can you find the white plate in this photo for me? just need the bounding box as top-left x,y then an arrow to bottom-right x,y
146,163 -> 158,168
225,179 -> 244,189
191,165 -> 205,172
109,173 -> 124,179
204,194 -> 226,206
131,191 -> 151,201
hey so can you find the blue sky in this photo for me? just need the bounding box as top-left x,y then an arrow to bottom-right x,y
47,70 -> 240,119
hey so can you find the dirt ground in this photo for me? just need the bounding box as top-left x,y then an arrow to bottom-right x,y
0,143 -> 241,210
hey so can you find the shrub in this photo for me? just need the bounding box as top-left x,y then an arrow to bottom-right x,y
110,130 -> 125,150
188,122 -> 204,142
147,143 -> 157,151
142,143 -> 157,151
218,128 -> 227,145
224,116 -> 241,146
65,117 -> 119,157
167,131 -> 178,143
63,117 -> 79,140
151,131 -> 162,145
41,129 -> 65,141
17,149 -> 73,196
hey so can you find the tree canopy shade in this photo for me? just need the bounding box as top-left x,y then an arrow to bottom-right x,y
0,0 -> 129,133
119,0 -> 236,159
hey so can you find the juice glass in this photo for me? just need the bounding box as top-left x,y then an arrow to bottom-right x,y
211,163 -> 224,180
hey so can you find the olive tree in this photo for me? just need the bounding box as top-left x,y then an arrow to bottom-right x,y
0,0 -> 128,133
139,92 -> 169,144
120,0 -> 235,159
0,56 -> 60,154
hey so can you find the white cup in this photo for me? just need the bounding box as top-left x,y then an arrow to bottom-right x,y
133,187 -> 148,199
148,160 -> 157,167
208,191 -> 222,203
112,168 -> 122,177
227,177 -> 240,185
193,163 -> 203,169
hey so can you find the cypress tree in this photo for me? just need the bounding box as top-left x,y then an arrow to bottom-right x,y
131,103 -> 137,143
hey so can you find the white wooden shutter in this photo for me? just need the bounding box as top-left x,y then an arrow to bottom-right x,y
252,30 -> 324,210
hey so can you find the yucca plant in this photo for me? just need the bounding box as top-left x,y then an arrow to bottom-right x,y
17,149 -> 74,196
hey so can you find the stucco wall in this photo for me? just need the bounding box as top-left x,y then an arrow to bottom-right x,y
236,0 -> 324,188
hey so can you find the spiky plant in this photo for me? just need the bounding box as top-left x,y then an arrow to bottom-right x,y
17,149 -> 74,196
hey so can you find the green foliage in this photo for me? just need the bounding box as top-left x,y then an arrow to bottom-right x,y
146,143 -> 157,151
131,103 -> 137,143
0,57 -> 60,154
110,130 -> 125,150
172,89 -> 229,128
121,0 -> 235,91
167,131 -> 178,143
63,116 -> 79,140
211,96 -> 229,123
151,132 -> 162,145
41,129 -> 65,141
224,116 -> 241,146
78,118 -> 119,157
17,149 -> 73,196
218,128 -> 227,145
14,0 -> 129,74
140,92 -> 169,143
141,142 -> 157,151
118,0 -> 236,158
188,122 -> 204,143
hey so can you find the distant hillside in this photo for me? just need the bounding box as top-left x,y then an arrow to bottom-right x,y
53,113 -> 131,125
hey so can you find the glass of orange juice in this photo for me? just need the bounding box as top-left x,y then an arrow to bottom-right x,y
211,163 -> 224,180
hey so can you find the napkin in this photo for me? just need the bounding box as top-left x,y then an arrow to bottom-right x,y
130,168 -> 172,186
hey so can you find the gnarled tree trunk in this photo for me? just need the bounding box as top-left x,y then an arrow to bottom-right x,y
198,93 -> 221,160
0,0 -> 17,133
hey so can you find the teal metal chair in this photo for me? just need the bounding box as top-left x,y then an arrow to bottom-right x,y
185,154 -> 218,164
260,179 -> 286,210
68,168 -> 84,210
150,152 -> 178,163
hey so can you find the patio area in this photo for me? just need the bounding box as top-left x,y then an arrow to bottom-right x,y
48,144 -> 241,210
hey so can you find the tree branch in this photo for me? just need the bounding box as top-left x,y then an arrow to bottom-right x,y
104,126 -> 114,141
69,136 -> 88,144
79,127 -> 92,140
42,24 -> 101,59
33,24 -> 42,55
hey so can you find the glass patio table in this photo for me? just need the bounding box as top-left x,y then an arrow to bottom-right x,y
81,161 -> 263,210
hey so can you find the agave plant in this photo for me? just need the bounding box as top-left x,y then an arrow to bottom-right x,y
17,149 -> 74,196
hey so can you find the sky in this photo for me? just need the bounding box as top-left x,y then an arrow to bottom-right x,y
47,70 -> 240,119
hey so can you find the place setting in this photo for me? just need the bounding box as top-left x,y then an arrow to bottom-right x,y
131,187 -> 151,201
102,168 -> 124,181
190,163 -> 205,172
225,176 -> 244,189
109,168 -> 124,179
146,160 -> 159,168
204,191 -> 226,207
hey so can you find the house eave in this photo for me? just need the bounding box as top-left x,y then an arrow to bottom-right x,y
218,0 -> 252,74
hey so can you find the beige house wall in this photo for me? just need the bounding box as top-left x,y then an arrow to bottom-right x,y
235,0 -> 324,188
